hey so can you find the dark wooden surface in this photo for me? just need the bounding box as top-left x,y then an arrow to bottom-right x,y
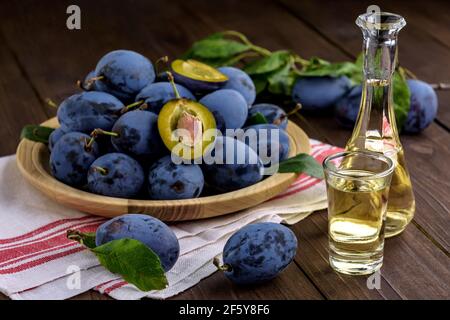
0,0 -> 449,300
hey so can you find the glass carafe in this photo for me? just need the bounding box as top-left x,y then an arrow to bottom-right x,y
345,12 -> 415,237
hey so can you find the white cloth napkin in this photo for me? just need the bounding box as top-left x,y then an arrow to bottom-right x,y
0,140 -> 341,300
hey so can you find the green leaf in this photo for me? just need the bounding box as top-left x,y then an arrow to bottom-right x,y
67,230 -> 97,249
20,125 -> 54,144
300,57 -> 359,78
244,51 -> 290,75
267,62 -> 297,96
278,153 -> 324,179
188,38 -> 250,59
92,238 -> 168,292
247,112 -> 269,125
252,76 -> 268,94
393,69 -> 411,129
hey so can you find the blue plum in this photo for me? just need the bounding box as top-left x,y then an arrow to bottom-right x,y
202,136 -> 263,192
81,70 -> 100,91
87,153 -> 144,198
48,127 -> 68,152
95,214 -> 179,271
57,91 -> 123,133
218,67 -> 256,106
111,110 -> 165,158
245,103 -> 288,129
334,85 -> 362,128
135,82 -> 196,114
199,89 -> 248,132
94,50 -> 155,102
50,132 -> 100,187
243,124 -> 290,167
292,76 -> 351,111
335,80 -> 439,133
403,79 -> 438,133
147,156 -> 204,200
220,222 -> 298,285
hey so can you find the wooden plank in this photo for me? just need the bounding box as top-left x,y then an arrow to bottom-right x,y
278,0 -> 450,128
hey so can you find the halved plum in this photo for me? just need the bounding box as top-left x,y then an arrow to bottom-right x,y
171,59 -> 228,93
158,95 -> 216,161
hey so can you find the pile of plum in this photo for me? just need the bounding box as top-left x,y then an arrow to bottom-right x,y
292,75 -> 439,133
49,50 -> 291,200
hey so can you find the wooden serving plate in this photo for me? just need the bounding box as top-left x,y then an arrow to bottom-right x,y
16,118 -> 310,221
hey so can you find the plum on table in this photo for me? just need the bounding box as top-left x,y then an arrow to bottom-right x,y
292,76 -> 351,111
94,50 -> 155,102
57,91 -> 124,134
49,132 -> 100,187
199,89 -> 248,132
216,222 -> 298,285
95,214 -> 180,271
218,66 -> 256,107
147,156 -> 204,200
404,79 -> 438,133
245,103 -> 288,129
334,85 -> 362,128
135,82 -> 195,114
87,153 -> 144,198
202,136 -> 263,192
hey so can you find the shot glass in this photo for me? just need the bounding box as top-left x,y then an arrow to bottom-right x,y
323,151 -> 395,275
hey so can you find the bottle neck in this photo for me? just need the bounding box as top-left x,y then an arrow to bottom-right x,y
347,30 -> 402,154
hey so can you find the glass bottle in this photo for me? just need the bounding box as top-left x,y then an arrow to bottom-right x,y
345,12 -> 415,237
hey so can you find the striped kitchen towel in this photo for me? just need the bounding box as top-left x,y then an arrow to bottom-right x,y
0,139 -> 341,300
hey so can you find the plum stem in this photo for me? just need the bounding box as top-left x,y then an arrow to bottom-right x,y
222,30 -> 271,57
92,166 -> 108,175
77,75 -> 104,91
85,128 -> 119,150
120,100 -> 145,114
166,71 -> 181,99
430,83 -> 450,90
46,98 -> 58,108
287,103 -> 302,116
155,55 -> 169,75
213,257 -> 232,272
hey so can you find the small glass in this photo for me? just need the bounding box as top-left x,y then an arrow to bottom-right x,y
323,151 -> 395,275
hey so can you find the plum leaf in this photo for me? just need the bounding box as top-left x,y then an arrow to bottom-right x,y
247,112 -> 269,125
278,153 -> 324,179
267,62 -> 297,95
300,57 -> 360,78
20,125 -> 55,144
393,70 -> 411,129
92,239 -> 168,292
187,38 -> 250,59
67,231 -> 168,292
244,51 -> 290,75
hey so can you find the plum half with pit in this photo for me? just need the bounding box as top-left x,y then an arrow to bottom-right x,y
147,156 -> 204,200
171,59 -> 228,94
158,79 -> 216,161
87,153 -> 144,198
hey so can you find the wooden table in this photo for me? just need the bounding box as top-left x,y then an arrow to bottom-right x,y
0,0 -> 449,300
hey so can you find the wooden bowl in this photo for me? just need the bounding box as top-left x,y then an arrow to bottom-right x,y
16,118 -> 310,221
